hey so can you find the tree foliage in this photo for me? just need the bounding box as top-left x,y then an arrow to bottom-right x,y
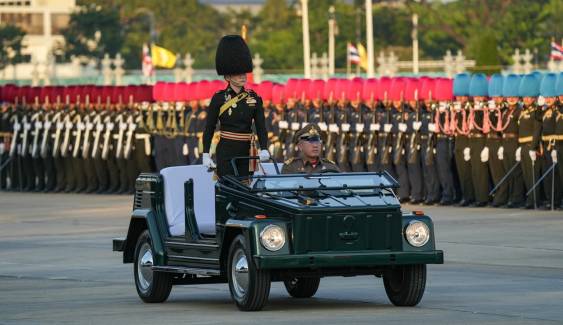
0,24 -> 26,70
60,0 -> 562,72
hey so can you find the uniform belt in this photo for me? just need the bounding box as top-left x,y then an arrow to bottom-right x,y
502,133 -> 518,139
420,135 -> 429,140
135,133 -> 151,140
437,134 -> 450,139
542,135 -> 563,141
487,133 -> 501,139
518,136 -> 533,143
469,133 -> 484,138
220,131 -> 253,141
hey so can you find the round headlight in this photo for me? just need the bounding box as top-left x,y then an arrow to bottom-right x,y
405,221 -> 430,247
260,225 -> 286,251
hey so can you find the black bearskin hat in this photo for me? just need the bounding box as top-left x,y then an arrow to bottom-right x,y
215,35 -> 253,76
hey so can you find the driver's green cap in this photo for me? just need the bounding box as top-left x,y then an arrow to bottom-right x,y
294,123 -> 322,144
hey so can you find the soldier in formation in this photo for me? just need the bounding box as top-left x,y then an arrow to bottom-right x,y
1,72 -> 561,209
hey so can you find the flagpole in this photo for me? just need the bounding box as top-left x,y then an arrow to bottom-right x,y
412,13 -> 419,75
346,42 -> 351,78
365,0 -> 374,78
328,6 -> 336,76
301,0 -> 311,79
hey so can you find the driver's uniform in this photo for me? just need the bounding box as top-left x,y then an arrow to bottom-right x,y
282,157 -> 340,174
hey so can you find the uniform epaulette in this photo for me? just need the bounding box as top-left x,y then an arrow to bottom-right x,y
284,157 -> 296,165
322,158 -> 336,165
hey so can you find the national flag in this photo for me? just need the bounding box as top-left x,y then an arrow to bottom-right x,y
357,43 -> 369,71
142,43 -> 154,78
550,41 -> 563,61
151,44 -> 177,68
347,43 -> 360,65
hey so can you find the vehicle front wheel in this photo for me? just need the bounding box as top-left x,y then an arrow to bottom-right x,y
133,230 -> 172,303
227,235 -> 271,311
383,264 -> 426,306
284,277 -> 320,298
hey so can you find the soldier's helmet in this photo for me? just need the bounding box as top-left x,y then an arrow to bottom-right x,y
488,74 -> 504,97
453,73 -> 471,97
502,74 -> 521,97
215,35 -> 253,76
468,73 -> 488,97
518,74 -> 541,97
539,73 -> 558,98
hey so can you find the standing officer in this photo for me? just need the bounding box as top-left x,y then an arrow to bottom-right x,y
555,73 -> 563,209
538,73 -> 561,209
202,35 -> 269,177
499,74 -> 526,208
486,74 -> 508,207
467,74 -> 490,207
419,77 -> 441,205
518,74 -> 543,209
404,78 -> 424,204
282,123 -> 340,174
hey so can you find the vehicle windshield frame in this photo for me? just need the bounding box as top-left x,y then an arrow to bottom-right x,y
224,171 -> 400,193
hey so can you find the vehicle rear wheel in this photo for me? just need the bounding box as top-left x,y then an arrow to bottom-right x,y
227,235 -> 271,311
133,230 -> 172,303
284,277 -> 320,298
383,264 -> 426,306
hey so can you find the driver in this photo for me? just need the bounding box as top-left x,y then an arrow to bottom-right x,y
282,123 -> 340,174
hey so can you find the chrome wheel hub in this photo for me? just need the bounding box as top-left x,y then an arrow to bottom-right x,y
231,248 -> 249,298
137,243 -> 153,292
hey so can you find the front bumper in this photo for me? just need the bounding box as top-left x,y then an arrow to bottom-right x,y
254,250 -> 444,269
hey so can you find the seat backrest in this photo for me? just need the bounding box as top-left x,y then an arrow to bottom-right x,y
160,165 -> 216,236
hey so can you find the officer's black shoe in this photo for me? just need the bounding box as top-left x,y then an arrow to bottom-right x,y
410,199 -> 424,205
438,199 -> 452,206
524,204 -> 535,209
423,199 -> 437,205
490,202 -> 505,208
85,187 -> 97,194
456,199 -> 472,207
471,201 -> 488,207
505,201 -> 523,209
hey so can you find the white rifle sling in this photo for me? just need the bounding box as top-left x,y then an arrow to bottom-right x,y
31,113 -> 41,158
60,114 -> 72,158
82,114 -> 93,159
51,112 -> 63,158
123,115 -> 136,159
72,115 -> 83,158
9,116 -> 21,157
115,114 -> 125,159
101,115 -> 114,160
21,116 -> 31,157
91,114 -> 103,159
40,114 -> 52,158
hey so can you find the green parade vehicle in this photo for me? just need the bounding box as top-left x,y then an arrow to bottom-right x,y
113,158 -> 444,311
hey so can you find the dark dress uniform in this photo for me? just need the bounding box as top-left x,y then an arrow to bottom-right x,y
348,104 -> 365,172
500,104 -> 526,207
281,124 -> 340,174
540,105 -> 561,209
0,105 -> 12,189
390,105 -> 410,201
518,104 -> 543,208
486,104 -> 508,207
468,104 -> 490,206
452,104 -> 474,205
405,104 -> 423,203
334,104 -> 350,172
203,86 -> 268,177
419,104 -> 441,204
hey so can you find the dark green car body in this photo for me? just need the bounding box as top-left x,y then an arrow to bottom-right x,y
113,169 -> 443,309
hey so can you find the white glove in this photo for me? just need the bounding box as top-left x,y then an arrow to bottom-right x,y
355,123 -> 364,132
259,149 -> 270,162
279,121 -> 289,129
202,153 -> 216,169
34,121 -> 43,129
398,123 -> 407,132
537,96 -> 545,106
480,146 -> 489,163
318,122 -> 327,131
497,146 -> 504,160
552,150 -> 558,163
463,147 -> 471,161
413,121 -> 422,131
341,123 -> 351,132
329,123 -> 339,133
488,100 -> 496,109
384,123 -> 392,133
119,122 -> 128,130
370,123 -> 380,131
428,123 -> 436,132
515,147 -> 521,162
529,150 -> 537,162
439,102 -> 448,112
453,102 -> 461,111
291,122 -> 300,130
182,144 -> 188,156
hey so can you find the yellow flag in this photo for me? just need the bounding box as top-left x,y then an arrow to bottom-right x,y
151,44 -> 177,69
357,43 -> 369,71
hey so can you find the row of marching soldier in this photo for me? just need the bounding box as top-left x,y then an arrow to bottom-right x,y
1,73 -> 561,210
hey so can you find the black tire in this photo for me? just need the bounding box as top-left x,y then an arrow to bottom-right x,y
133,230 -> 172,303
227,235 -> 271,311
284,277 -> 321,298
383,264 -> 426,306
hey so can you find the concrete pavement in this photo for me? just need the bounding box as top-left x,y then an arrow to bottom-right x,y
0,192 -> 562,324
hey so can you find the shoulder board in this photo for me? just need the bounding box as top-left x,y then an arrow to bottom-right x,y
284,157 -> 296,164
321,158 -> 336,165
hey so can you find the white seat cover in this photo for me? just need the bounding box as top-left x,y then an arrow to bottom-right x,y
160,163 -> 283,237
161,165 -> 217,236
